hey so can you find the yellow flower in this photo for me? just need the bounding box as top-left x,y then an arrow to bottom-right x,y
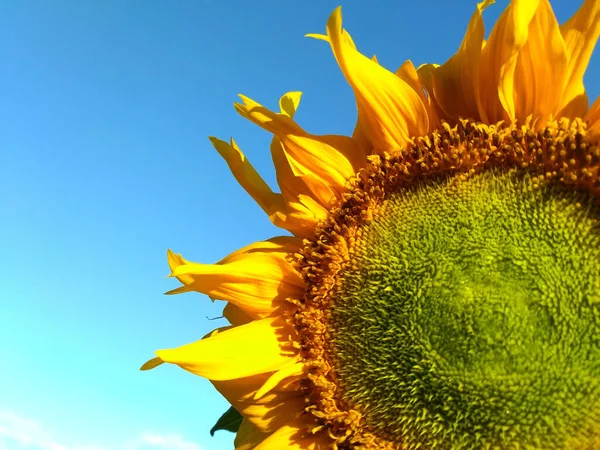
142,1 -> 600,448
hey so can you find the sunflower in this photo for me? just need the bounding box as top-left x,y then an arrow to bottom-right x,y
142,1 -> 600,448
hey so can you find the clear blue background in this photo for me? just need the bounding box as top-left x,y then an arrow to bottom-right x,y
1,1 -> 597,449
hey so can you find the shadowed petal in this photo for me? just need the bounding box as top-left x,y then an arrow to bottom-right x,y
558,0 -> 600,118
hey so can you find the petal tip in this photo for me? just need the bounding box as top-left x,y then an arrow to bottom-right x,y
305,33 -> 329,42
327,6 -> 343,33
140,356 -> 164,371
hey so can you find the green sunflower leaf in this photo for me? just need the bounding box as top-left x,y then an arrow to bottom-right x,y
209,406 -> 243,436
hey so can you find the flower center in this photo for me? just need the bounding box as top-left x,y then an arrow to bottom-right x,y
294,119 -> 600,448
330,169 -> 600,448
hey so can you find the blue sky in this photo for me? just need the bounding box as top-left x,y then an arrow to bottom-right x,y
0,1 -> 597,449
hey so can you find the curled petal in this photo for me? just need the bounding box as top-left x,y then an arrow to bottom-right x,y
279,91 -> 302,119
430,0 -> 493,122
151,317 -> 298,380
209,135 -> 326,238
270,137 -> 321,210
478,0 -> 538,122
269,93 -> 332,237
586,96 -> 600,140
507,0 -> 567,123
270,93 -> 310,203
311,7 -> 429,153
479,0 -> 568,125
235,95 -> 359,206
166,250 -> 194,287
396,60 -> 441,130
271,92 -> 306,203
167,237 -> 304,317
210,91 -> 342,238
209,136 -> 285,217
558,0 -> 600,118
416,63 -> 445,124
274,91 -> 366,172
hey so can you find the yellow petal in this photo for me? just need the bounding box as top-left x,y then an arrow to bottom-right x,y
212,372 -> 305,433
212,372 -> 295,404
508,0 -> 567,123
140,357 -> 164,371
240,398 -> 305,434
209,129 -> 324,238
167,237 -> 304,317
478,0 -> 537,122
223,302 -> 254,327
416,63 -> 446,126
270,195 -> 328,239
154,317 -> 297,380
586,96 -> 600,139
234,419 -> 271,450
235,95 -> 360,205
293,194 -> 329,223
255,360 -> 306,399
271,133 -> 361,213
204,326 -> 231,339
558,0 -> 600,118
166,250 -> 194,286
270,136 -> 315,207
279,91 -> 302,119
210,91 -> 327,238
478,0 -> 568,125
210,92 -> 328,238
216,236 -> 299,265
269,93 -> 332,236
431,0 -> 493,122
254,420 -> 332,450
209,136 -> 285,217
321,7 -> 429,152
396,60 -> 441,130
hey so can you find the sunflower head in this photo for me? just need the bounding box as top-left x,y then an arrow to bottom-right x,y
143,1 -> 600,448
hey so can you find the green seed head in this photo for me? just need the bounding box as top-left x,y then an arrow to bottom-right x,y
329,169 -> 600,449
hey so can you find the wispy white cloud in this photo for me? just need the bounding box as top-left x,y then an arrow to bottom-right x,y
125,433 -> 203,450
0,411 -> 204,450
0,411 -> 68,450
